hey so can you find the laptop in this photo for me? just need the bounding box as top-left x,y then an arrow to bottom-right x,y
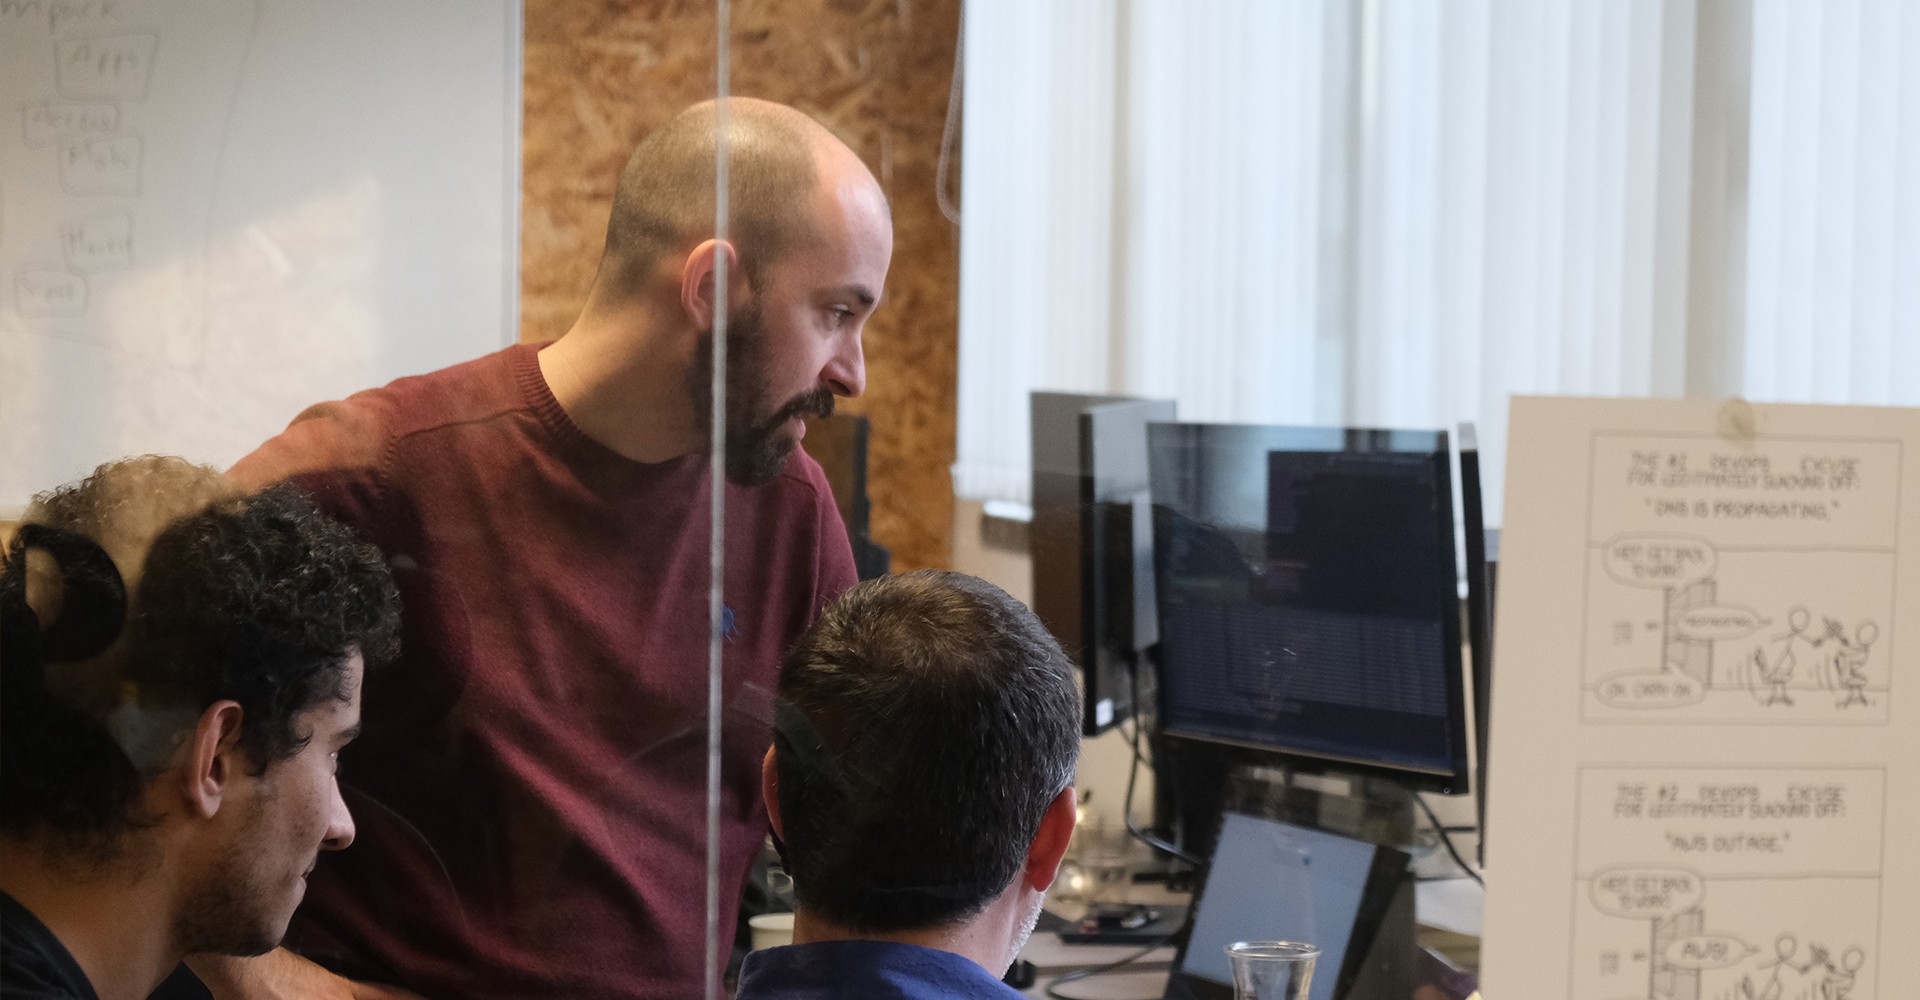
1163,811 -> 1410,1000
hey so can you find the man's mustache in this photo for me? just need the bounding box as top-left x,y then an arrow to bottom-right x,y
772,390 -> 834,425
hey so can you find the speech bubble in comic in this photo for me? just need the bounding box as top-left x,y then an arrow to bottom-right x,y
1663,934 -> 1759,970
1674,604 -> 1771,641
1595,671 -> 1707,709
1603,535 -> 1717,589
1589,866 -> 1705,919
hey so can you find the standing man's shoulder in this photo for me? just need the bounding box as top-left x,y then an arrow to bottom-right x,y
230,345 -> 532,491
774,443 -> 838,514
773,445 -> 860,611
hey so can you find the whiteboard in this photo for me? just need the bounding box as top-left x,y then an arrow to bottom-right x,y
0,0 -> 521,508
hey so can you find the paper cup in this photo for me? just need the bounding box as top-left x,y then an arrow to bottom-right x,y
748,912 -> 795,951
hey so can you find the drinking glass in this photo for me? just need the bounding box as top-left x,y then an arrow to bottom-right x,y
1225,940 -> 1319,1000
1076,815 -> 1135,905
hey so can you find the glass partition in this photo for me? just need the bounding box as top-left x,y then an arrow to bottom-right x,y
8,3 -> 1919,1000
705,1 -> 947,990
2,1 -> 741,998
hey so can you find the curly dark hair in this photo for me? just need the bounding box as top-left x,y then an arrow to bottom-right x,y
133,483 -> 400,763
1,460 -> 399,858
773,570 -> 1080,932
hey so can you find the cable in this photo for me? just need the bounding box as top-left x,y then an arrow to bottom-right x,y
1042,933 -> 1179,1000
1121,720 -> 1200,866
933,0 -> 965,225
1411,793 -> 1484,888
1122,647 -> 1203,866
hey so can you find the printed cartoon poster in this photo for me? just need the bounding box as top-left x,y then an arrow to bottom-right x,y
1480,397 -> 1919,1000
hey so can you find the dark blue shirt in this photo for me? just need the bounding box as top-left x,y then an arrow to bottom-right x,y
735,940 -> 1026,1000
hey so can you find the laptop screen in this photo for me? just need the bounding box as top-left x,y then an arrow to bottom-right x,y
1174,813 -> 1382,1000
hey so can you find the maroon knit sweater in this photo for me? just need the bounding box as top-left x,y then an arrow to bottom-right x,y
231,344 -> 856,1000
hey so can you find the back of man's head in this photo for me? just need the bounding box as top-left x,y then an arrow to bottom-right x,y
596,97 -> 839,301
0,457 -> 399,864
774,569 -> 1080,932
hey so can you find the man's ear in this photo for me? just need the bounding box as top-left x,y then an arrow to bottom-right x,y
1023,786 -> 1079,893
678,238 -> 744,330
181,701 -> 246,820
761,746 -> 785,841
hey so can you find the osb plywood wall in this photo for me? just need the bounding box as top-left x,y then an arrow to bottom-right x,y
523,0 -> 960,571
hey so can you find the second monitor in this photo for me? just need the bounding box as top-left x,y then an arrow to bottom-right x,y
1030,391 -> 1177,736
1149,423 -> 1472,795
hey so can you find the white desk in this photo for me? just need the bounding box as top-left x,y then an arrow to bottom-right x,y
1019,882 -> 1183,999
1026,966 -> 1170,1000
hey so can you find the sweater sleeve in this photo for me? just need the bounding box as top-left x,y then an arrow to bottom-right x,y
228,394 -> 399,544
229,394 -> 395,490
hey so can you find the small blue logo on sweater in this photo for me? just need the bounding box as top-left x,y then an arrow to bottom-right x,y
722,605 -> 738,641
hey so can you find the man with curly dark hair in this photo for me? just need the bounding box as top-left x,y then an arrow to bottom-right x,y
0,457 -> 400,1000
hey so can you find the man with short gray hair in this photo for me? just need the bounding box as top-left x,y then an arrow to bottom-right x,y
742,570 -> 1081,999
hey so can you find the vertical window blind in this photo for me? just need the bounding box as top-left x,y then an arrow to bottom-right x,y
955,0 -> 1919,521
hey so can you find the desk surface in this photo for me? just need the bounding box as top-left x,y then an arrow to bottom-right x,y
1027,967 -> 1169,1000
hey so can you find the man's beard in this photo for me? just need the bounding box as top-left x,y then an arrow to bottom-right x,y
1004,890 -> 1049,975
176,867 -> 282,958
174,786 -> 292,957
689,306 -> 835,486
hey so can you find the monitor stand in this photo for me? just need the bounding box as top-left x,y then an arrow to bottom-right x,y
1153,734 -> 1430,858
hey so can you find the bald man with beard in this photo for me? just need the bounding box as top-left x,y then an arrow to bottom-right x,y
194,99 -> 893,1000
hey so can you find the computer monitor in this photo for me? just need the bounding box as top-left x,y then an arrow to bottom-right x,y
1148,423 -> 1471,793
1457,423 -> 1495,864
1031,391 -> 1177,736
801,413 -> 891,581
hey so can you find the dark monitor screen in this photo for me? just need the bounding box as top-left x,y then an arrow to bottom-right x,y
1149,424 -> 1470,793
1031,391 -> 1176,735
801,413 -> 890,580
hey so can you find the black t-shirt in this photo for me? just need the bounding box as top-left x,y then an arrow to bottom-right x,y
0,891 -> 98,1000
